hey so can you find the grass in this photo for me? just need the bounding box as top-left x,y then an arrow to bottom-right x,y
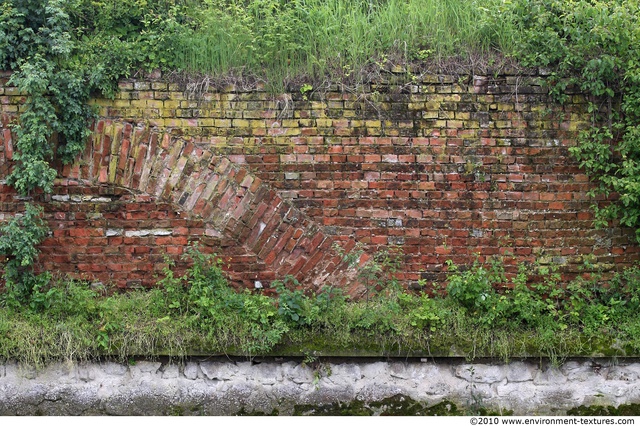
3,247 -> 640,368
172,0 -> 520,90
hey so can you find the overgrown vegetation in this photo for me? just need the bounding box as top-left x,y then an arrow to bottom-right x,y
2,247 -> 640,366
173,0 -> 518,88
2,0 -> 640,359
507,0 -> 640,244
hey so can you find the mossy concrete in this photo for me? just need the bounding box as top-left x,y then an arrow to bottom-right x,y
2,357 -> 640,415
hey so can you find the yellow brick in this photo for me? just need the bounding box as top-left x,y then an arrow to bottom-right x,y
365,120 -> 382,128
425,101 -> 441,110
198,109 -> 219,118
4,87 -> 21,96
146,100 -> 164,109
198,118 -> 215,127
232,119 -> 250,128
315,118 -> 333,127
284,128 -> 302,136
243,110 -> 264,119
220,93 -> 237,101
113,99 -> 131,108
163,100 -> 181,110
441,94 -> 462,102
130,100 -> 147,109
142,109 -> 160,119
568,121 -> 588,131
164,119 -> 181,127
215,119 -> 232,128
147,118 -> 166,128
422,76 -> 440,84
89,99 -> 113,107
159,108 -> 174,118
497,103 -> 514,111
234,101 -> 248,110
168,91 -> 185,100
311,109 -> 327,118
177,119 -> 194,128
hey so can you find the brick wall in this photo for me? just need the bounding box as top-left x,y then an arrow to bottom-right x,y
1,70 -> 638,292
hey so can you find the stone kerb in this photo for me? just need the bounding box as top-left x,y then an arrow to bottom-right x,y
2,358 -> 640,415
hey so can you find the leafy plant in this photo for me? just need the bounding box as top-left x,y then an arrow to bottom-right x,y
273,275 -> 311,325
446,259 -> 500,313
512,0 -> 640,241
0,204 -> 52,309
336,242 -> 403,301
300,83 -> 313,100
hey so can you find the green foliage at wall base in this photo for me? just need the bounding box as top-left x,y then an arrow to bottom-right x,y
2,248 -> 640,366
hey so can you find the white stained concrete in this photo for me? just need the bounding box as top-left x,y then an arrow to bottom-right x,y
0,358 -> 638,415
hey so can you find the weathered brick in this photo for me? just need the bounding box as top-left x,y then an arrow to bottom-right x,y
2,72 -> 638,292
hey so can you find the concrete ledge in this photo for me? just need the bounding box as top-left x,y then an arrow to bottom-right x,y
1,358 -> 640,415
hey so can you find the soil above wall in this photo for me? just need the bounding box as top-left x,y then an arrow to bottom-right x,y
1,70 -> 639,291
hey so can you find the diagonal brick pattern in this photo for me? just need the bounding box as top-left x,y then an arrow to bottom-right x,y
68,120 -> 365,293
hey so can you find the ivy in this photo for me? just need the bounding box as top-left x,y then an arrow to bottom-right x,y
0,204 -> 51,308
0,0 -> 193,306
0,0 -> 117,303
513,0 -> 640,242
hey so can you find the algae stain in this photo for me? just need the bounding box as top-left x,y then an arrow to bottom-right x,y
293,395 -> 466,416
568,404 -> 640,416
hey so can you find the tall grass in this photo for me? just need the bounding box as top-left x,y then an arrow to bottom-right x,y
173,0 -> 519,86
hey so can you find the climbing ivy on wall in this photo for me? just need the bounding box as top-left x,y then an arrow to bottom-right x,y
0,0 -> 194,304
0,0 -> 187,194
0,0 -> 95,303
512,0 -> 640,242
1,0 -> 87,193
0,0 -> 184,303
